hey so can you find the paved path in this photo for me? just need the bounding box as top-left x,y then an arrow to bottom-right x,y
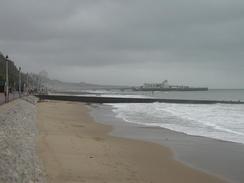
0,92 -> 20,105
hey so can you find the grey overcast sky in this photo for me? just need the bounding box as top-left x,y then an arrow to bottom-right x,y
0,0 -> 243,88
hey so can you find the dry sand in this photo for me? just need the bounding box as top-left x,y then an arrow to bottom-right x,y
37,100 -> 229,183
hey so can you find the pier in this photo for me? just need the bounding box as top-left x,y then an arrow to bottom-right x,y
36,95 -> 244,104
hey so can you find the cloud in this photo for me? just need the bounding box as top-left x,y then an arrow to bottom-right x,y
0,0 -> 243,88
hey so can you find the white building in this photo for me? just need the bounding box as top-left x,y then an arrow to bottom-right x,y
143,80 -> 169,88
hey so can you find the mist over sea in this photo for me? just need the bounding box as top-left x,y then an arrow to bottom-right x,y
88,89 -> 244,144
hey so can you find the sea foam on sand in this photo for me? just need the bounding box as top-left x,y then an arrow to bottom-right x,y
110,103 -> 244,144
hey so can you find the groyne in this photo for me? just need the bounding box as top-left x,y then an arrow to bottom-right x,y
36,95 -> 244,104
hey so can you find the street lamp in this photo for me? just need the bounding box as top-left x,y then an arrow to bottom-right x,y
5,55 -> 9,103
19,67 -> 21,97
26,72 -> 29,94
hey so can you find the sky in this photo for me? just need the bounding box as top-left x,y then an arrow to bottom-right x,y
0,0 -> 243,88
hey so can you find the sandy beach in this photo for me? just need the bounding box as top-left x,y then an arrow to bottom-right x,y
37,100 -> 229,183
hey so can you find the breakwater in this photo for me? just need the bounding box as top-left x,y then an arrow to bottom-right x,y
36,95 -> 244,104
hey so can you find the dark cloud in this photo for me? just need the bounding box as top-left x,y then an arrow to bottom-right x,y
0,0 -> 243,88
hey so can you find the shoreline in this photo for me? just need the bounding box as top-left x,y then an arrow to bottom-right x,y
90,103 -> 244,183
37,100 -> 229,183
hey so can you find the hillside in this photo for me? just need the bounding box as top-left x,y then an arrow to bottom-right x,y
44,78 -> 130,92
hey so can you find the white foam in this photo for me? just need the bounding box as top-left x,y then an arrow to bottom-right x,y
109,103 -> 244,144
101,94 -> 152,98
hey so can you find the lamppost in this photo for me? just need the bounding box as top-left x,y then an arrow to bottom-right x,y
26,72 -> 29,94
19,67 -> 21,97
5,55 -> 9,103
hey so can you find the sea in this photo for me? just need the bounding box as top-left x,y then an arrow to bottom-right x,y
83,89 -> 244,183
85,89 -> 244,145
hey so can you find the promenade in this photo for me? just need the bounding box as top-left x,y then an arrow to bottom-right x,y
0,92 -> 20,105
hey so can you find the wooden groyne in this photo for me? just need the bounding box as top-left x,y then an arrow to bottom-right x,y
36,95 -> 244,104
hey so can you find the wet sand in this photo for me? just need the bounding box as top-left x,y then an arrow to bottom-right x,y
37,100 -> 229,183
91,104 -> 244,183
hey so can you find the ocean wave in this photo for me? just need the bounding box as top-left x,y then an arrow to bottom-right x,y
109,103 -> 244,144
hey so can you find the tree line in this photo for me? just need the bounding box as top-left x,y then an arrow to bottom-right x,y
0,51 -> 40,92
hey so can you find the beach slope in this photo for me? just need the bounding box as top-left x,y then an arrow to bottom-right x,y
37,101 -> 228,183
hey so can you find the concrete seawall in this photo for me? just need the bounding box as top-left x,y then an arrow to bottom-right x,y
36,95 -> 244,104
